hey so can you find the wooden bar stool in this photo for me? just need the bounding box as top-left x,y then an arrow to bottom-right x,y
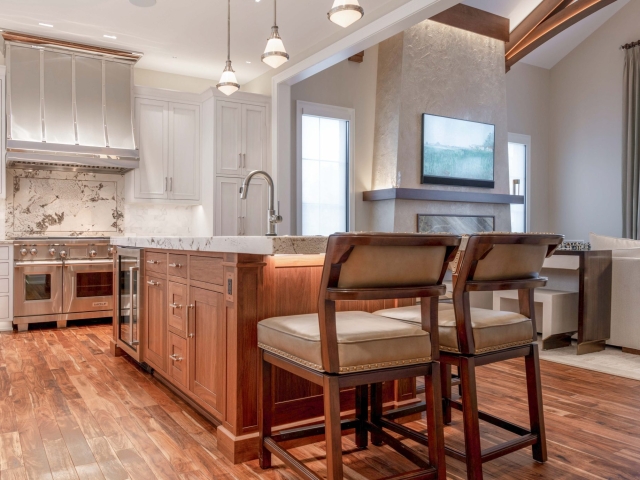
258,233 -> 461,480
374,233 -> 563,480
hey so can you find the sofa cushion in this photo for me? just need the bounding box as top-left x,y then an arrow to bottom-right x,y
257,311 -> 432,373
589,232 -> 640,251
374,305 -> 533,354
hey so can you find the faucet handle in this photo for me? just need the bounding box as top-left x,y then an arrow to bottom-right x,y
271,200 -> 283,224
239,186 -> 244,195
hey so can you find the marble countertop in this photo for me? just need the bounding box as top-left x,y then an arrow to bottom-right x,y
110,236 -> 329,255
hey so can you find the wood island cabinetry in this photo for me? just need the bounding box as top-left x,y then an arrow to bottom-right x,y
112,246 -> 417,464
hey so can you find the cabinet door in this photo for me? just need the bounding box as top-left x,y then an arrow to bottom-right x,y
216,100 -> 242,176
189,286 -> 225,414
144,275 -> 167,373
241,104 -> 267,175
215,177 -> 241,236
169,333 -> 188,388
168,103 -> 200,201
242,177 -> 269,236
168,281 -> 188,336
135,98 -> 168,199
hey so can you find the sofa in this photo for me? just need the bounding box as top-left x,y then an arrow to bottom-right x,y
589,233 -> 640,352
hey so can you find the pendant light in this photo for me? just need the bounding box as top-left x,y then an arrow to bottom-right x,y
261,0 -> 289,69
217,0 -> 240,96
328,0 -> 364,28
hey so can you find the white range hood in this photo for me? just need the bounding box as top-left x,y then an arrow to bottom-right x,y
2,31 -> 143,174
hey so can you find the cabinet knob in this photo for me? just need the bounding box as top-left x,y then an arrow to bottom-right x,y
168,263 -> 183,268
169,354 -> 183,362
169,303 -> 182,309
147,260 -> 159,264
188,333 -> 195,338
147,280 -> 160,286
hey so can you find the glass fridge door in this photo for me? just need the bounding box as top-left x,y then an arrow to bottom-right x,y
118,254 -> 140,351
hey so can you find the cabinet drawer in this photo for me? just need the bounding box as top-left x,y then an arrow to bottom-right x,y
168,254 -> 187,279
0,263 -> 9,276
0,246 -> 9,261
169,333 -> 188,388
190,256 -> 223,285
168,281 -> 188,335
0,296 -> 9,319
145,252 -> 167,275
0,279 -> 9,294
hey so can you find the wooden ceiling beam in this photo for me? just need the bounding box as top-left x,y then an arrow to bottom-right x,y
430,3 -> 510,42
506,0 -> 617,70
506,0 -> 567,56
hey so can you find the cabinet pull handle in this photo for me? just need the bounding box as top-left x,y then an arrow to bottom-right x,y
243,153 -> 246,169
169,303 -> 182,309
147,280 -> 160,286
169,354 -> 183,362
188,333 -> 195,338
165,177 -> 168,192
168,263 -> 182,268
238,153 -> 242,169
170,177 -> 173,192
147,260 -> 159,264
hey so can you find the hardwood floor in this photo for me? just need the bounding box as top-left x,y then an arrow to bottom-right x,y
0,322 -> 639,479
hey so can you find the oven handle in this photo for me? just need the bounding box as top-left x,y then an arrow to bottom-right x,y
129,266 -> 139,346
62,259 -> 114,266
15,261 -> 63,267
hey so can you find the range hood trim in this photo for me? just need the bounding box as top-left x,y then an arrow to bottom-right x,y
6,139 -> 138,158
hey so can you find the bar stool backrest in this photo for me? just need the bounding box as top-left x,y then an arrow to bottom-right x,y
453,233 -> 564,354
317,233 -> 461,373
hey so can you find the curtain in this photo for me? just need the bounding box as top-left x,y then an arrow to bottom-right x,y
623,47 -> 640,239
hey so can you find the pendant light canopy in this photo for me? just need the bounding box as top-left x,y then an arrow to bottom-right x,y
217,0 -> 240,96
261,0 -> 289,69
328,0 -> 364,28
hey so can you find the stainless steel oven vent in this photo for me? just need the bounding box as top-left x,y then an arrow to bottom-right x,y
2,31 -> 143,174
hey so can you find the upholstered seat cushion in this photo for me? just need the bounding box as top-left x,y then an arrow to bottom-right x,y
374,305 -> 533,354
257,311 -> 432,373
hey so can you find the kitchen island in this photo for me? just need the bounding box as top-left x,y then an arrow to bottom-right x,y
110,236 -> 417,463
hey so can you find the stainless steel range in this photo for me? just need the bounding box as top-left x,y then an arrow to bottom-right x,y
13,237 -> 115,331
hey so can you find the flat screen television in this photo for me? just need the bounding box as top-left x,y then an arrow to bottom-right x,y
421,113 -> 495,188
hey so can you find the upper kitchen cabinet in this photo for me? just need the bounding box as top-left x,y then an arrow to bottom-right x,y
216,100 -> 268,177
134,98 -> 200,202
0,66 -> 5,199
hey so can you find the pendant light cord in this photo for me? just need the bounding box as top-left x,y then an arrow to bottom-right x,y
274,0 -> 277,27
227,0 -> 231,62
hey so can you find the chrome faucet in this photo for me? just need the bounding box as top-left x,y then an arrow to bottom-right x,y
239,170 -> 282,236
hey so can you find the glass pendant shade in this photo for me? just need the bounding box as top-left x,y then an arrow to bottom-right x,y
328,0 -> 364,28
217,61 -> 240,96
262,27 -> 289,69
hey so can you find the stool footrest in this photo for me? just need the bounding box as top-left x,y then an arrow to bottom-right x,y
271,419 -> 359,443
449,399 -> 531,436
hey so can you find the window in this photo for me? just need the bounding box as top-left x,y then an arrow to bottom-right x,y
297,101 -> 355,236
508,133 -> 531,233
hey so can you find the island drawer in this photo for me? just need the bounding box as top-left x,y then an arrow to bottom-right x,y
189,255 -> 223,285
168,254 -> 187,279
169,333 -> 188,388
146,252 -> 167,275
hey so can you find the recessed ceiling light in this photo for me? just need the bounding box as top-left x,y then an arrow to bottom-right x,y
130,0 -> 156,6
246,61 -> 251,64
39,23 -> 54,28
103,34 -> 117,39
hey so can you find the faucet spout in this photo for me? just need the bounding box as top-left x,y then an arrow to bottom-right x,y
239,170 -> 282,236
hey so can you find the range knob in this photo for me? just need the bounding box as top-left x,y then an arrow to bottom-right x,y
59,250 -> 67,259
89,249 -> 97,258
29,247 -> 38,256
19,248 -> 28,257
48,247 -> 56,257
107,246 -> 115,256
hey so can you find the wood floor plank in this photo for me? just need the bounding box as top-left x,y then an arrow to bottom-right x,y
86,437 -> 129,480
0,432 -> 23,472
43,437 -> 79,480
55,415 -> 96,467
19,424 -> 54,480
74,463 -> 106,480
114,449 -> 156,480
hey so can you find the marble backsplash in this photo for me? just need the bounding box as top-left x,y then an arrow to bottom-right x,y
3,169 -> 198,239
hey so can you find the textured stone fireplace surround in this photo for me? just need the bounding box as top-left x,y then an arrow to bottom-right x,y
371,20 -> 511,233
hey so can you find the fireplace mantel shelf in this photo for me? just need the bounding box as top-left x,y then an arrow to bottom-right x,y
363,188 -> 524,205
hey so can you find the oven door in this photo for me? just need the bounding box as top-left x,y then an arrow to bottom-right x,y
62,260 -> 114,314
14,261 -> 63,317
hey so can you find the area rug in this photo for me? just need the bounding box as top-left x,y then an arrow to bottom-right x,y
538,339 -> 640,382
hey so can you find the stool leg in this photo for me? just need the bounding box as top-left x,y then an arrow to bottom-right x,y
440,362 -> 452,425
258,352 -> 272,469
525,344 -> 548,463
370,382 -> 383,446
323,376 -> 343,480
426,363 -> 447,479
459,356 -> 483,480
355,385 -> 368,449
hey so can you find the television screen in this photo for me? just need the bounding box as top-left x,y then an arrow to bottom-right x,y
421,114 -> 495,188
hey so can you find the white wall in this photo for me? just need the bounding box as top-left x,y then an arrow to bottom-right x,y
289,45 -> 379,233
547,0 -> 640,239
506,62 -> 551,233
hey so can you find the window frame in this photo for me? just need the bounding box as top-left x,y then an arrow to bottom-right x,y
296,100 -> 356,236
507,132 -> 532,233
